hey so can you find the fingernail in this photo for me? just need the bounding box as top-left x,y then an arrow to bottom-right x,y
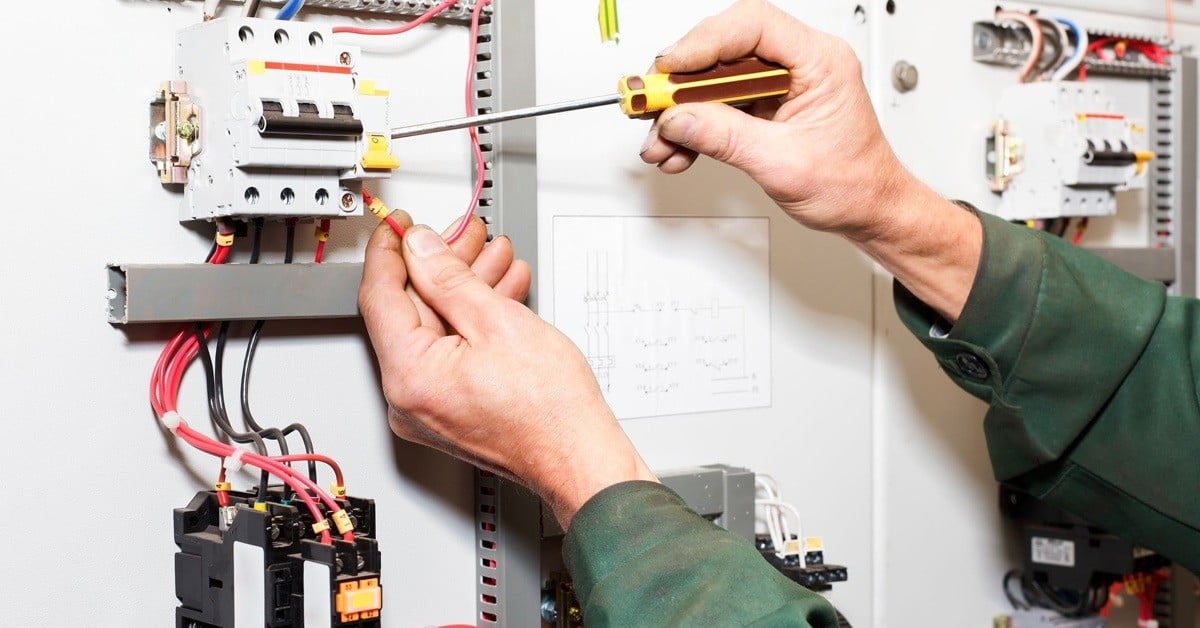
405,225 -> 448,258
655,44 -> 675,59
660,113 -> 697,144
639,129 -> 659,155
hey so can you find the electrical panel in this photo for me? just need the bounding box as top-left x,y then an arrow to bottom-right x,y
986,83 -> 1151,220
150,17 -> 398,222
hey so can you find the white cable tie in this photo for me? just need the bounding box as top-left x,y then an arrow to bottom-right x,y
224,449 -> 248,473
160,411 -> 183,433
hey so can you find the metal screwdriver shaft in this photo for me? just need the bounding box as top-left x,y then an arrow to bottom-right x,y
390,94 -> 623,139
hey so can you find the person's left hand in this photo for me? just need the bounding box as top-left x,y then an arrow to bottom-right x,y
359,214 -> 657,527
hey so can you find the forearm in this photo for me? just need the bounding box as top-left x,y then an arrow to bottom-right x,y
849,175 -> 982,323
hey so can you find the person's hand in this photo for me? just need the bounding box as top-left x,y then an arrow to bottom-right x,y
359,215 -> 657,527
641,0 -> 981,321
640,0 -> 918,240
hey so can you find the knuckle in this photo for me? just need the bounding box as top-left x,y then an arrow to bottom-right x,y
431,263 -> 477,294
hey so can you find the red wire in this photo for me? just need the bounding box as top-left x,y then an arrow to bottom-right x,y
445,0 -> 491,244
331,0 -> 457,35
314,219 -> 331,263
272,454 -> 346,487
217,463 -> 230,507
1073,217 -> 1089,246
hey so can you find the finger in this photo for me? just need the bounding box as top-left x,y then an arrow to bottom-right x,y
402,225 -> 505,338
654,0 -> 809,74
657,148 -> 699,175
639,127 -> 678,165
445,215 -> 487,265
471,235 -> 515,287
360,211 -> 436,366
656,102 -> 786,178
405,215 -> 490,331
494,259 -> 532,303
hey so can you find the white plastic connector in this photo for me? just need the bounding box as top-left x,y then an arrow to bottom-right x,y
224,448 -> 247,473
159,411 -> 183,433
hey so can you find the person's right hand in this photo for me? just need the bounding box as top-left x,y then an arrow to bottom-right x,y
640,0 -> 917,241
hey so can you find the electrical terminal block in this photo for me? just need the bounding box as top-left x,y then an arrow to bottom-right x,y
174,488 -> 382,627
154,17 -> 399,221
985,83 -> 1151,220
756,535 -> 849,593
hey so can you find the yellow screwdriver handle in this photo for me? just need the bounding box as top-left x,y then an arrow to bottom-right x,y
617,57 -> 791,118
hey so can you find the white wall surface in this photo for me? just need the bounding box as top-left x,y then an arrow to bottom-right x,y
0,1 -> 1193,626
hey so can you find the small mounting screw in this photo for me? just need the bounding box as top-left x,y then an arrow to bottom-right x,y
177,121 -> 197,141
341,192 -> 356,209
892,61 -> 919,93
338,51 -> 352,65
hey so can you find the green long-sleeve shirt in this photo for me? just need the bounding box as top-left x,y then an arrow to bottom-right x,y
562,210 -> 1200,626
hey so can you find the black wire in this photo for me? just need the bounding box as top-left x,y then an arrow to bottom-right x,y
241,320 -> 319,482
238,219 -> 319,483
249,218 -> 263,264
193,324 -> 271,499
284,221 -> 296,264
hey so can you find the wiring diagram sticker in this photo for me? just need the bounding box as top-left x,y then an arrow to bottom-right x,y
552,215 -> 772,419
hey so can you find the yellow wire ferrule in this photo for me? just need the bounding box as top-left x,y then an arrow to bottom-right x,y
315,227 -> 330,242
367,197 -> 390,220
214,482 -> 232,492
330,484 -> 347,498
216,232 -> 235,247
332,510 -> 354,535
312,520 -> 331,534
252,502 -> 267,511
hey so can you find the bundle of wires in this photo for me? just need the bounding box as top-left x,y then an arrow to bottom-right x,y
755,475 -> 805,565
1002,569 -> 1111,617
150,224 -> 353,546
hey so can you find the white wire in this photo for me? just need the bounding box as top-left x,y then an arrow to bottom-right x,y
1052,18 -> 1089,81
755,475 -> 805,565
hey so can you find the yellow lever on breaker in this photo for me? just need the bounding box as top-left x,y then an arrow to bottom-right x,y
389,57 -> 792,139
617,58 -> 791,118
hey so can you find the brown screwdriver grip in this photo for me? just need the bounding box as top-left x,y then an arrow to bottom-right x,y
667,58 -> 791,106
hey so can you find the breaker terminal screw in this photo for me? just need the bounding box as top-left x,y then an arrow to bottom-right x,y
341,192 -> 356,209
339,51 -> 352,65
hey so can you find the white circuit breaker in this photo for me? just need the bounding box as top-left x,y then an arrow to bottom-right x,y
150,17 -> 399,221
986,83 -> 1153,220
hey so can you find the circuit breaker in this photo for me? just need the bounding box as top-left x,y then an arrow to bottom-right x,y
150,17 -> 399,221
986,83 -> 1153,220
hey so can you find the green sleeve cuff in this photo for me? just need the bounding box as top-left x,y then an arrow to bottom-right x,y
562,481 -> 694,604
894,210 -> 1165,480
563,481 -> 838,627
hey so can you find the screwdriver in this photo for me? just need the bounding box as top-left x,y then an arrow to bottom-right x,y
389,57 -> 791,140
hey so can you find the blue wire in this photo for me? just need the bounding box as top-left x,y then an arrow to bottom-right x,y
1053,18 -> 1085,77
276,0 -> 304,20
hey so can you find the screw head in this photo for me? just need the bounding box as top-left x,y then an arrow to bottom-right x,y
892,61 -> 919,93
340,191 -> 357,212
339,51 -> 352,65
177,121 -> 197,141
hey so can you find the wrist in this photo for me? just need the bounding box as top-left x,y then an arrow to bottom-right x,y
538,412 -> 658,528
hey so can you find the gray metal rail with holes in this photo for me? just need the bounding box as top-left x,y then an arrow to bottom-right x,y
471,2 -> 542,625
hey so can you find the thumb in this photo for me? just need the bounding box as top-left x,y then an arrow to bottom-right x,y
657,102 -> 783,177
402,225 -> 503,339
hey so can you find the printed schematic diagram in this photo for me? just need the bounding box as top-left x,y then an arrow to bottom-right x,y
553,216 -> 772,419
